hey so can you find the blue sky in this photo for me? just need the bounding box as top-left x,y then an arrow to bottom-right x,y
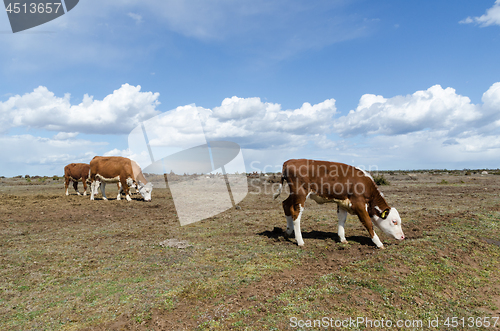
1,0 -> 500,176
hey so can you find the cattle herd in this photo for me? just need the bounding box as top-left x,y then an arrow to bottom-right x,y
64,157 -> 404,248
64,156 -> 153,202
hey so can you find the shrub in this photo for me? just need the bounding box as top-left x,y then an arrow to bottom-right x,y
373,174 -> 390,186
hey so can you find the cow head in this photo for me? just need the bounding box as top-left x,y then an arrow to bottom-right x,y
91,181 -> 101,195
371,208 -> 405,241
137,182 -> 153,201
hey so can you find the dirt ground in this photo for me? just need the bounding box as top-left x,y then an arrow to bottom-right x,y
1,171 -> 500,330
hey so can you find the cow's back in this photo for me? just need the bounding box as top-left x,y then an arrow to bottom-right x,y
65,163 -> 90,180
283,159 -> 376,200
90,156 -> 133,180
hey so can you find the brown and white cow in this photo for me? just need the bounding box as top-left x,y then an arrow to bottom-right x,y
89,156 -> 152,202
64,163 -> 91,196
273,159 -> 404,249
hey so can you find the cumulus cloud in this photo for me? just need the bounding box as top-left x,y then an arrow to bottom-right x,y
53,132 -> 79,140
322,82 -> 500,169
126,96 -> 338,168
0,84 -> 160,135
4,82 -> 500,175
332,85 -> 481,137
126,83 -> 500,170
209,96 -> 337,135
0,134 -> 104,176
482,82 -> 500,110
101,148 -> 152,169
460,0 -> 500,27
135,96 -> 337,152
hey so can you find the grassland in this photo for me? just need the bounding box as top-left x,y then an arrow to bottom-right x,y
0,171 -> 499,330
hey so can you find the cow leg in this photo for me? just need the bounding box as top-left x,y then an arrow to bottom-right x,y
293,204 -> 306,246
65,177 -> 70,196
282,196 -> 294,238
100,182 -> 108,200
116,183 -> 124,200
90,181 -> 96,200
116,183 -> 122,200
82,179 -> 88,196
285,216 -> 294,237
282,194 -> 306,246
120,179 -> 132,201
352,200 -> 384,249
73,181 -> 80,196
337,207 -> 348,243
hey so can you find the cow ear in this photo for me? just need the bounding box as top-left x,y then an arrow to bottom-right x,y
380,208 -> 390,219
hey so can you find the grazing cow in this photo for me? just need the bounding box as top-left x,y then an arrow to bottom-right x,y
64,163 -> 91,196
89,156 -> 153,202
273,159 -> 404,249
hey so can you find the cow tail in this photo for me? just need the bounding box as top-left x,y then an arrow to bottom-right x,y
273,166 -> 287,200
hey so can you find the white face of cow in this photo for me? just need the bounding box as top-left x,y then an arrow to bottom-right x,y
371,208 -> 405,241
138,182 -> 153,201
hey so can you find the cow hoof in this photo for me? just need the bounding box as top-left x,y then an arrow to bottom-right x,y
77,192 -> 81,196
378,245 -> 385,249
83,192 -> 87,196
340,239 -> 348,244
297,242 -> 305,246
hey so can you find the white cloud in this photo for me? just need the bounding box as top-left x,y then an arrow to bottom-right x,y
209,96 -> 337,135
126,83 -> 500,170
128,13 -> 143,25
0,134 -> 104,176
0,84 -> 160,134
104,148 -> 134,157
482,82 -> 500,110
4,82 -> 500,175
126,96 -> 339,169
460,0 -> 500,27
136,96 -> 338,151
53,132 -> 79,140
332,85 -> 481,137
320,82 -> 500,169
